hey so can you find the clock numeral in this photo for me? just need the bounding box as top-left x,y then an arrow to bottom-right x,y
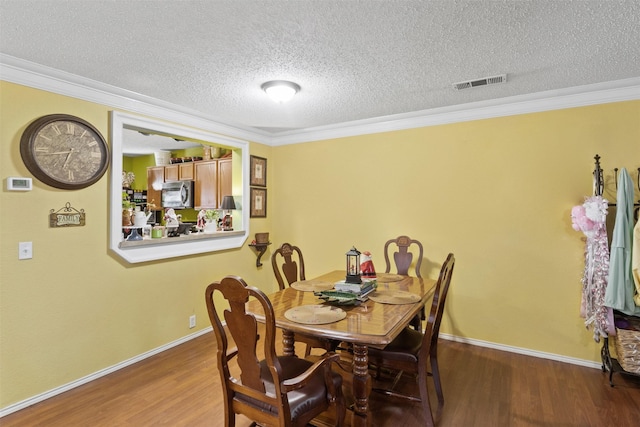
38,134 -> 52,142
52,125 -> 62,135
66,123 -> 75,134
35,146 -> 50,152
90,152 -> 102,158
68,170 -> 75,181
80,130 -> 88,138
87,140 -> 98,147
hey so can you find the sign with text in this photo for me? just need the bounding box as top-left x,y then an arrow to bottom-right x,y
49,202 -> 86,228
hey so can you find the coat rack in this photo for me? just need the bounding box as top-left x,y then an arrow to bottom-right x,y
592,154 -> 640,221
591,154 -> 640,385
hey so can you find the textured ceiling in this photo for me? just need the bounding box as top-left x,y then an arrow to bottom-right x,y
1,0 -> 639,135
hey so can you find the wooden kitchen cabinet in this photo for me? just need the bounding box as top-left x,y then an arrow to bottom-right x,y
179,162 -> 194,180
194,160 -> 218,209
164,162 -> 194,181
164,164 -> 179,182
217,157 -> 232,206
146,166 -> 164,210
194,158 -> 233,209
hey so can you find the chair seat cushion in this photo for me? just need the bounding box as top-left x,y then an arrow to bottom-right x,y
368,327 -> 423,363
236,355 -> 341,421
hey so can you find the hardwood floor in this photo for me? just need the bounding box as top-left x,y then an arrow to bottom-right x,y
2,330 -> 639,426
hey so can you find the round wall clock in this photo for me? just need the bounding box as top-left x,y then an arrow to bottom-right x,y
20,114 -> 110,190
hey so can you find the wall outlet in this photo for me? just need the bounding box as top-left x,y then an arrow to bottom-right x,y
189,314 -> 196,329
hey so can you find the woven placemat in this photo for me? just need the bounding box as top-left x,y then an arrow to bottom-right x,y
290,279 -> 335,292
284,305 -> 347,324
369,290 -> 421,305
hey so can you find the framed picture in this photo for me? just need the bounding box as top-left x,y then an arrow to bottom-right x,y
250,188 -> 267,218
250,155 -> 267,187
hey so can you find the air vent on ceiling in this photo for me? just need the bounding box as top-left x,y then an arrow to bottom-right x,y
453,74 -> 507,91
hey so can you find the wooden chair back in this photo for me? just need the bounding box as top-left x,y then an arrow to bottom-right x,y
205,276 -> 284,425
271,242 -> 306,290
383,235 -> 424,277
205,275 -> 346,426
369,253 -> 455,426
423,253 -> 455,359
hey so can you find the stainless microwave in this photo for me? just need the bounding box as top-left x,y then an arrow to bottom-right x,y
161,180 -> 194,209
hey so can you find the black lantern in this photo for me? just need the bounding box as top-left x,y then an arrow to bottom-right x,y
345,246 -> 362,284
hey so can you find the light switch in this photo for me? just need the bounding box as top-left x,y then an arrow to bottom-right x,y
19,242 -> 33,260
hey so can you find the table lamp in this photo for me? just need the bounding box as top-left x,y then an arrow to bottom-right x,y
221,195 -> 236,231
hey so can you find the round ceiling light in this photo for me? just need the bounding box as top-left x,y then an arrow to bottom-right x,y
261,80 -> 301,103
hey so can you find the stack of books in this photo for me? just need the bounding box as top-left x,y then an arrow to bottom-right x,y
333,279 -> 377,297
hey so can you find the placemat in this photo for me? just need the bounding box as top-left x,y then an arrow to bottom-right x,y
369,290 -> 421,305
290,279 -> 335,292
284,305 -> 347,324
375,273 -> 405,282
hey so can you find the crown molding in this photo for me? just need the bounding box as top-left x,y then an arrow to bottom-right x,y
269,77 -> 640,145
0,54 -> 269,143
2,54 -> 639,147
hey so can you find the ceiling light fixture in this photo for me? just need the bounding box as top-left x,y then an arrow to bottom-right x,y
261,80 -> 300,103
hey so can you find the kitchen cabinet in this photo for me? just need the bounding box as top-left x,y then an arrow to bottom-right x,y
194,158 -> 233,209
146,166 -> 164,210
147,159 -> 231,210
194,160 -> 218,209
179,162 -> 194,180
217,157 -> 232,206
164,162 -> 194,181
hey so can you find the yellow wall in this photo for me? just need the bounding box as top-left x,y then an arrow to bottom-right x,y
271,101 -> 639,360
1,79 -> 639,409
0,82 -> 274,408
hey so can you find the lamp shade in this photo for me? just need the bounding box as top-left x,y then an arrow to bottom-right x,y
261,80 -> 300,103
221,195 -> 236,210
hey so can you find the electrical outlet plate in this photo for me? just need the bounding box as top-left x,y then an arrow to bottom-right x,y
19,242 -> 33,259
189,315 -> 196,328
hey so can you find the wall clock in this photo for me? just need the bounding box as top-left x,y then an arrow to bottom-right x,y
20,114 -> 110,190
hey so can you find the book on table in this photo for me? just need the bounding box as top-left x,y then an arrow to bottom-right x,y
334,279 -> 377,295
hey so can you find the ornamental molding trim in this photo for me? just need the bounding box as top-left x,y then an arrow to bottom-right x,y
2,53 -> 639,147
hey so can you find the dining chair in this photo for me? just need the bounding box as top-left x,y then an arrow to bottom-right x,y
271,242 -> 339,357
368,253 -> 455,427
205,275 -> 345,427
271,242 -> 306,290
383,235 -> 424,277
384,235 -> 425,330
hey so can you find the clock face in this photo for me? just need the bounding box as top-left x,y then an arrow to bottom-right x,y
20,114 -> 110,190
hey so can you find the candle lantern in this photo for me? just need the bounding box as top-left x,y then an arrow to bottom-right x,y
345,246 -> 362,284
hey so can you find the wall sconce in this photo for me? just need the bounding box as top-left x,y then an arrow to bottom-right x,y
261,80 -> 300,103
345,246 -> 362,284
220,195 -> 236,231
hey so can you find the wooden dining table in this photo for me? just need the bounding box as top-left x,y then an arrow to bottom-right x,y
246,270 -> 436,427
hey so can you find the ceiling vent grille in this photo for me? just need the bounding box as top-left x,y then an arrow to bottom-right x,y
453,74 -> 507,91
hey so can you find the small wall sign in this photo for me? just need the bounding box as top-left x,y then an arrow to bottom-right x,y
50,202 -> 86,228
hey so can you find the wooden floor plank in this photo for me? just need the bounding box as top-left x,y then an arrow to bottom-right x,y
2,331 -> 639,426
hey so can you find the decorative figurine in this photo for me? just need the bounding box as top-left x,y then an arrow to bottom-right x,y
360,251 -> 376,278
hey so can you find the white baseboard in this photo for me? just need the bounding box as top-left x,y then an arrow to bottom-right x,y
439,333 -> 602,370
1,327 -> 601,417
0,327 -> 212,418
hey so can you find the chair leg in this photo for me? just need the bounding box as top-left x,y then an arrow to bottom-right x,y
430,351 -> 444,410
417,367 -> 436,427
335,378 -> 346,427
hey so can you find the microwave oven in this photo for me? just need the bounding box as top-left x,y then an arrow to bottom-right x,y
161,180 -> 194,209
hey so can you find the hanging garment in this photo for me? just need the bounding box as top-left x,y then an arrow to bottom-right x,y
604,168 -> 640,317
633,218 -> 640,306
573,196 -> 610,342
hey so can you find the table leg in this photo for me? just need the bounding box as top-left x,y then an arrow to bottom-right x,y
351,343 -> 372,427
282,329 -> 295,357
